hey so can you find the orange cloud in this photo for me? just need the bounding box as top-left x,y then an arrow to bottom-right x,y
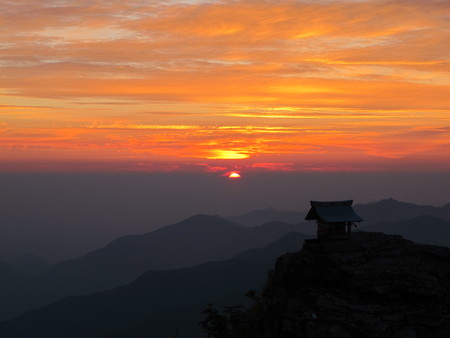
1,0 -> 450,171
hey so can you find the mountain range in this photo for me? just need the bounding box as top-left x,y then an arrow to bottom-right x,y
1,198 -> 450,337
41,216 -> 303,296
354,198 -> 450,223
0,215 -> 304,321
229,198 -> 450,226
362,215 -> 450,247
0,232 -> 310,338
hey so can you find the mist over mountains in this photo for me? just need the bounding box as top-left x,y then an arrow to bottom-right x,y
42,216 -> 302,297
0,232 -> 310,338
1,182 -> 450,337
0,216 -> 306,321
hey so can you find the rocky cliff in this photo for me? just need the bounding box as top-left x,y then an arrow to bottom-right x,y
206,232 -> 450,338
258,232 -> 450,338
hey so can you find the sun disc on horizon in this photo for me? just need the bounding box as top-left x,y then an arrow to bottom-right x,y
228,172 -> 241,179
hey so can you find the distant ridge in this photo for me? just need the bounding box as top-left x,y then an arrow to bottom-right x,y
41,215 -> 303,296
0,215 -> 305,321
228,207 -> 306,227
354,198 -> 450,223
0,232 -> 311,338
229,199 -> 450,227
362,215 -> 450,247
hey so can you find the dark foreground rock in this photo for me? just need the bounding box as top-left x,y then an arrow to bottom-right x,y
207,232 -> 450,338
260,232 -> 450,338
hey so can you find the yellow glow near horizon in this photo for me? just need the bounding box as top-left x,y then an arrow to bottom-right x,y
206,150 -> 250,160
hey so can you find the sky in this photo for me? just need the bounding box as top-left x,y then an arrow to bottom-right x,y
1,0 -> 450,173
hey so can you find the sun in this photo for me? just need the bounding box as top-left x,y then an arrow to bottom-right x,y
228,171 -> 241,179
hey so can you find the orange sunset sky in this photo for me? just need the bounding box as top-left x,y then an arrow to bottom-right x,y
1,0 -> 450,172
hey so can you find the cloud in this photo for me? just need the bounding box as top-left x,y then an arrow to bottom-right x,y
1,0 -> 449,170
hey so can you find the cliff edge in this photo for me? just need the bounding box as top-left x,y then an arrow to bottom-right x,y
260,232 -> 450,337
204,232 -> 450,338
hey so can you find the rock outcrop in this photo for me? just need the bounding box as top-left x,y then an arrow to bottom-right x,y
254,232 -> 450,338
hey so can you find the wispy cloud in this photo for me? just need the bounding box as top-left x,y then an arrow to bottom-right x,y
1,0 -> 449,170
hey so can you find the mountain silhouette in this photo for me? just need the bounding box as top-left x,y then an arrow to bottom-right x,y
362,215 -> 450,247
0,215 -> 304,320
0,232 -> 311,338
42,216 -> 302,296
2,199 -> 449,326
229,199 -> 450,227
228,207 -> 307,227
354,198 -> 450,223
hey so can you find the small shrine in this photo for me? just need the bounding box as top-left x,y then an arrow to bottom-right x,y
305,200 -> 363,240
